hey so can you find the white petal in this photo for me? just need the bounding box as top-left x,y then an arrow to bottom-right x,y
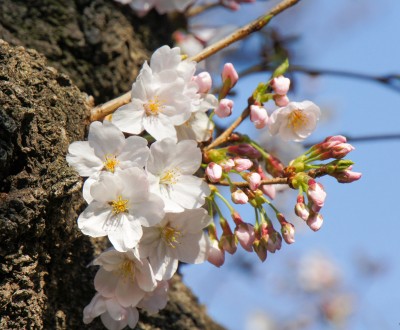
143,114 -> 177,141
127,308 -> 139,328
88,121 -> 125,159
82,175 -> 98,204
176,233 -> 210,264
168,176 -> 210,209
108,216 -> 143,252
135,258 -> 157,292
150,46 -> 181,73
101,312 -> 127,330
83,293 -> 106,324
90,173 -> 120,203
112,101 -> 145,135
115,278 -> 145,307
118,136 -> 149,169
168,208 -> 211,232
132,193 -> 165,227
94,268 -> 119,298
66,141 -> 103,177
78,202 -> 110,237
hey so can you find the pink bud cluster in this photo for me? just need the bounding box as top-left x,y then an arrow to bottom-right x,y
253,221 -> 282,262
220,0 -> 256,11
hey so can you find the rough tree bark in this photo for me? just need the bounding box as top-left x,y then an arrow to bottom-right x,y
0,1 -> 224,329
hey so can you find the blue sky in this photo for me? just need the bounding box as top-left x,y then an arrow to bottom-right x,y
182,1 -> 400,329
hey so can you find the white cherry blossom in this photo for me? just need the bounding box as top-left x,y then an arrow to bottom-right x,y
138,209 -> 211,280
269,100 -> 321,142
78,168 -> 165,251
66,120 -> 149,177
146,138 -> 210,212
112,46 -> 202,141
83,293 -> 139,330
93,248 -> 157,307
137,281 -> 169,314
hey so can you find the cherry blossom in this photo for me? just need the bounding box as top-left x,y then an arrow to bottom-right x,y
78,168 -> 165,251
83,293 -> 139,330
138,209 -> 211,280
116,0 -> 195,16
146,138 -> 210,212
269,100 -> 321,141
93,248 -> 156,307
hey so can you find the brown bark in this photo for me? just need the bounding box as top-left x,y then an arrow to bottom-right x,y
0,1 -> 224,329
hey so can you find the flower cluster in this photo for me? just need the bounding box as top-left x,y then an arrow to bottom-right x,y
115,0 -> 196,16
68,122 -> 212,328
68,44 -> 361,329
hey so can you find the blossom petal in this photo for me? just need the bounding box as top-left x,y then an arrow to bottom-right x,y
168,175 -> 210,209
112,101 -> 145,135
118,136 -> 149,169
88,121 -> 125,159
77,202 -> 110,237
115,279 -> 145,307
176,233 -> 210,264
94,268 -> 119,298
108,215 -> 143,252
66,141 -> 103,177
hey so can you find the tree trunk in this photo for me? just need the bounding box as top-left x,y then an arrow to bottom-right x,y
0,1 -> 224,329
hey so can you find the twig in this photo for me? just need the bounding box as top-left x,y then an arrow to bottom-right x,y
186,2 -> 220,17
90,0 -> 300,122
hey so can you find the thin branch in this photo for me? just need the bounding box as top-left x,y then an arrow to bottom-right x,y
204,105 -> 251,151
240,63 -> 400,93
186,2 -> 220,17
90,0 -> 300,122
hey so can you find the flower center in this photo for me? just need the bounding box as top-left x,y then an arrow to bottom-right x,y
161,225 -> 181,248
288,109 -> 308,130
144,97 -> 164,116
160,168 -> 181,185
110,195 -> 129,215
118,259 -> 135,281
103,154 -> 119,173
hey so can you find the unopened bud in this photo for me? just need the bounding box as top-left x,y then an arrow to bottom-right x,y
267,231 -> 282,253
281,222 -> 295,244
208,239 -> 225,267
331,143 -> 355,159
193,72 -> 212,94
306,212 -> 324,231
271,75 -> 291,95
307,179 -> 326,209
222,63 -> 239,88
219,158 -> 235,172
295,202 -> 310,221
206,162 -> 223,183
253,239 -> 268,262
219,233 -> 238,254
235,223 -> 256,252
234,157 -> 253,172
227,144 -> 262,159
331,167 -> 362,183
215,98 -> 234,118
273,94 -> 290,107
231,189 -> 249,204
248,172 -> 261,191
250,105 -> 269,129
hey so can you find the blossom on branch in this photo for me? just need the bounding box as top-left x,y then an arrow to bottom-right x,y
77,168 -> 165,251
146,138 -> 210,212
116,0 -> 195,16
269,100 -> 321,141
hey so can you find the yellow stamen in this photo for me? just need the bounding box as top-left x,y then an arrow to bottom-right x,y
103,154 -> 119,173
117,259 -> 135,282
288,109 -> 309,130
110,195 -> 129,215
162,225 -> 181,248
144,96 -> 164,116
160,168 -> 181,185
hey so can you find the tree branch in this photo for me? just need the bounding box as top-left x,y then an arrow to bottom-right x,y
90,0 -> 301,122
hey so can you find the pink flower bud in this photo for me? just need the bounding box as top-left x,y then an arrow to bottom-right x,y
219,233 -> 238,254
206,162 -> 222,183
248,172 -> 261,191
325,135 -> 347,144
193,72 -> 212,94
307,212 -> 324,231
231,189 -> 248,204
250,105 -> 269,129
235,223 -> 255,252
227,144 -> 262,159
208,239 -> 225,267
215,98 -> 234,118
234,157 -> 253,172
222,63 -> 239,88
267,231 -> 282,253
261,184 -> 276,200
331,143 -> 355,159
307,179 -> 326,208
253,239 -> 268,262
331,168 -> 362,183
295,202 -> 310,221
271,75 -> 291,95
273,94 -> 290,107
219,158 -> 235,172
281,222 -> 295,244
